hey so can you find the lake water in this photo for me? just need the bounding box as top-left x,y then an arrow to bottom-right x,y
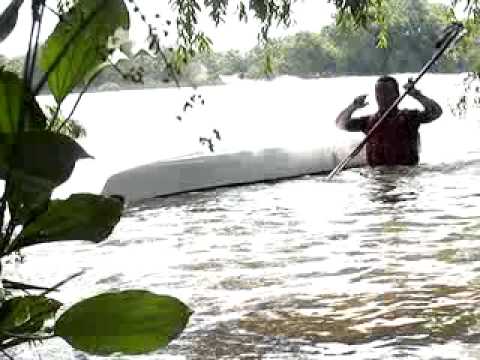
9,74 -> 480,359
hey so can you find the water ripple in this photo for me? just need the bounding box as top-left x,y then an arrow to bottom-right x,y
12,136 -> 480,359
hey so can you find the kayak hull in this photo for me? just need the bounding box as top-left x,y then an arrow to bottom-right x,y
102,144 -> 366,203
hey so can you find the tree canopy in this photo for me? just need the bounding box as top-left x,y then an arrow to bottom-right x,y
168,0 -> 480,73
3,0 -> 478,90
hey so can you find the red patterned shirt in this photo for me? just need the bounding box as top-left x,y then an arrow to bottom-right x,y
358,109 -> 426,166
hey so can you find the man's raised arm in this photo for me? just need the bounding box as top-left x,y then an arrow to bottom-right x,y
404,82 -> 443,123
336,95 -> 369,132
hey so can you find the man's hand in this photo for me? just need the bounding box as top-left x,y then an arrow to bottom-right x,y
403,78 -> 422,97
403,78 -> 443,123
352,94 -> 368,109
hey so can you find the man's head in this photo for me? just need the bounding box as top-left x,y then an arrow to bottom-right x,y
375,76 -> 399,111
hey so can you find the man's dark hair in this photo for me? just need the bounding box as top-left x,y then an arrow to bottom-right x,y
376,76 -> 399,94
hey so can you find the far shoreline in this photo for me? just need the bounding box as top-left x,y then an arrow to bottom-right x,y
38,71 -> 469,96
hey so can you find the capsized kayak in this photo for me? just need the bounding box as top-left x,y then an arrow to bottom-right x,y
102,142 -> 366,203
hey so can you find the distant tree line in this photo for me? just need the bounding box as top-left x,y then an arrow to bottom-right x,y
206,0 -> 475,79
0,0 -> 477,92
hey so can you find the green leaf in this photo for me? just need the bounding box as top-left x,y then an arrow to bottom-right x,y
3,131 -> 92,185
0,296 -> 61,337
7,177 -> 52,226
54,290 -> 192,355
39,0 -> 130,102
11,193 -> 124,252
0,0 -> 24,44
0,131 -> 92,225
0,131 -> 90,179
0,70 -> 46,132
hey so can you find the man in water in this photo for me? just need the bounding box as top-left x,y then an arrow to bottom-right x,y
336,76 -> 443,166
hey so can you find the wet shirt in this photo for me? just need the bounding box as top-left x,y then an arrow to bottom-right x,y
358,109 -> 425,166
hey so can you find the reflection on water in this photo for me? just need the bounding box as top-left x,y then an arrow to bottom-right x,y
11,157 -> 480,359
9,74 -> 480,359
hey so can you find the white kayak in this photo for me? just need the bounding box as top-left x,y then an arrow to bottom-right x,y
102,141 -> 366,203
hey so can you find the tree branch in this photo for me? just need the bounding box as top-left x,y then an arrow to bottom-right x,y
2,332 -> 55,341
40,270 -> 85,296
0,348 -> 14,360
3,279 -> 56,292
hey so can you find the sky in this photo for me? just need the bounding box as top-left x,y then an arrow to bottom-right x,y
0,0 -> 457,58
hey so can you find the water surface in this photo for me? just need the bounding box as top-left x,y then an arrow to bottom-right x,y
10,74 -> 480,359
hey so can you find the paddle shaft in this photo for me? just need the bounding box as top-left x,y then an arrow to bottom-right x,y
326,24 -> 464,181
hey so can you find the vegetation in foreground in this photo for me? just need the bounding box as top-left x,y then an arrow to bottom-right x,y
0,0 -> 479,358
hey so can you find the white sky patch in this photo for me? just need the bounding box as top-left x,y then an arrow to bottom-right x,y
0,0 -> 335,57
0,0 -> 463,58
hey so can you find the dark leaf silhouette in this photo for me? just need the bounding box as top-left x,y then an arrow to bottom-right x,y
0,0 -> 24,43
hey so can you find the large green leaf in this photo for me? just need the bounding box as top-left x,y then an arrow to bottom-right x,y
39,0 -> 130,102
0,70 -> 46,132
7,176 -> 52,226
54,291 -> 192,355
0,296 -> 61,338
0,131 -> 92,225
10,193 -> 124,252
3,131 -> 92,185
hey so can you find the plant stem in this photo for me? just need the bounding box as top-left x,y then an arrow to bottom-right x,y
40,270 -> 85,296
27,2 -> 45,90
107,57 -> 125,76
0,0 -> 46,253
22,13 -> 36,91
0,181 -> 12,254
0,349 -> 14,360
0,338 -> 28,351
4,220 -> 15,241
0,1 -> 47,256
158,48 -> 181,87
56,70 -> 100,133
0,188 -> 7,235
1,2 -> 103,258
0,219 -> 17,255
19,0 -> 45,133
3,332 -> 56,341
45,4 -> 61,18
0,333 -> 56,352
3,279 -> 54,292
47,103 -> 63,131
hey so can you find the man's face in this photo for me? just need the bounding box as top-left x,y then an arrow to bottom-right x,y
375,81 -> 399,111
